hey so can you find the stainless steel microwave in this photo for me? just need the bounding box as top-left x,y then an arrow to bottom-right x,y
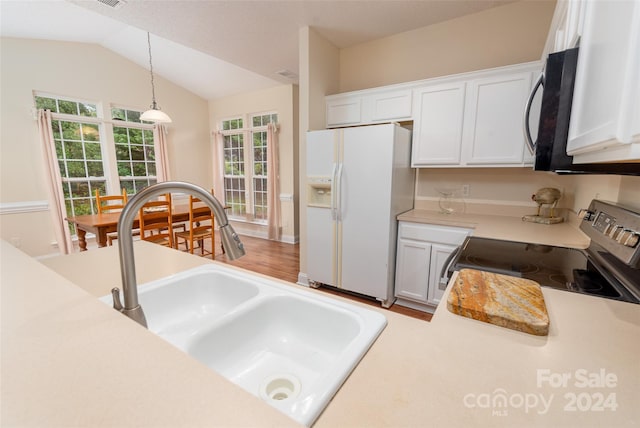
524,48 -> 639,176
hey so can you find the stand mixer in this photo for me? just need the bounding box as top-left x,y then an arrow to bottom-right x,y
522,187 -> 564,224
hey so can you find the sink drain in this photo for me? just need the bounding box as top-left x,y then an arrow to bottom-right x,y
260,374 -> 301,402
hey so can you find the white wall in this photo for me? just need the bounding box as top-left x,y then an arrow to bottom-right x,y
0,37 -> 210,256
208,84 -> 299,243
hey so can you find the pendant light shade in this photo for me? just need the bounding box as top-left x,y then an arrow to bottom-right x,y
141,32 -> 172,123
140,107 -> 172,123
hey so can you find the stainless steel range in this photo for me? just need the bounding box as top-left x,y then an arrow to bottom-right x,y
446,200 -> 640,304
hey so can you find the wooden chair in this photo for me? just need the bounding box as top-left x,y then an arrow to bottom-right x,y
174,196 -> 215,258
96,188 -> 127,213
95,189 -> 128,246
139,194 -> 174,248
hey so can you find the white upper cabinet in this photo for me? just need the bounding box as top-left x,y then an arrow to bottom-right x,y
411,62 -> 539,167
411,82 -> 465,166
326,95 -> 361,127
462,70 -> 534,165
326,88 -> 412,128
544,0 -> 586,56
365,89 -> 412,122
325,61 -> 541,168
566,0 -> 640,163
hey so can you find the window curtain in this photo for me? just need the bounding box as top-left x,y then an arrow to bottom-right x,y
266,123 -> 281,241
37,109 -> 73,254
153,123 -> 171,181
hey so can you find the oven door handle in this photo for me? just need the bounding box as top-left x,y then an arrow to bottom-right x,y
439,245 -> 463,290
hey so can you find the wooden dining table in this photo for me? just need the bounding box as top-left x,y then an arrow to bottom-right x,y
66,204 -> 200,251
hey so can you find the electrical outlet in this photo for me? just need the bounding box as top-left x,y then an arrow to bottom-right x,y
462,184 -> 470,197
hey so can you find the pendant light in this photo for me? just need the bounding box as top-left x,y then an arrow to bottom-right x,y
141,32 -> 172,123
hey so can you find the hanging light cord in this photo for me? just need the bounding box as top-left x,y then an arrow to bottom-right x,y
146,32 -> 159,110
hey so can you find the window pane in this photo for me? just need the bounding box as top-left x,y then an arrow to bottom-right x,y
78,103 -> 97,117
35,96 -> 57,112
87,161 -> 104,177
81,124 -> 99,141
59,100 -> 77,115
127,110 -> 141,123
74,198 -> 92,216
118,162 -> 132,176
62,122 -> 80,140
114,127 -> 128,144
130,145 -> 145,161
121,180 -> 134,195
67,161 -> 86,177
115,144 -> 130,160
70,181 -> 90,198
65,141 -> 84,159
85,142 -> 102,160
134,179 -> 149,192
224,177 -> 246,218
94,181 -> 107,197
132,162 -> 147,176
62,181 -> 71,199
128,128 -> 143,144
112,108 -> 126,121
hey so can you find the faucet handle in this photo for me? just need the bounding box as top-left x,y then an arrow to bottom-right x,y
111,287 -> 123,311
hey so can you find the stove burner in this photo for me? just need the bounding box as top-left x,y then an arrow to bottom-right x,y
518,264 -> 540,275
573,269 -> 620,298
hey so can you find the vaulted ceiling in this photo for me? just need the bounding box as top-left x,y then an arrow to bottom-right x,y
1,0 -> 517,100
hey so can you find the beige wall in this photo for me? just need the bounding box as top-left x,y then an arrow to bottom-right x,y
415,168 -> 624,217
208,84 -> 299,242
298,27 -> 340,282
338,0 -> 556,92
0,37 -> 210,256
618,176 -> 640,210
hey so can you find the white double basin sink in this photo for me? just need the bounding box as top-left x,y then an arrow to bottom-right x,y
101,264 -> 386,426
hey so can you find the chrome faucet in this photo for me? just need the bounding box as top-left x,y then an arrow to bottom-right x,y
111,181 -> 246,327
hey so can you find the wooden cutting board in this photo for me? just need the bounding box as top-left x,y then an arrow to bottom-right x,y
447,269 -> 550,336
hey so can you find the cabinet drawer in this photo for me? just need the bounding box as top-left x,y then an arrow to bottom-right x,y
398,222 -> 471,245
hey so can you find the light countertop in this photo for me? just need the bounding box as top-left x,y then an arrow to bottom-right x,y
398,209 -> 591,249
3,236 -> 639,427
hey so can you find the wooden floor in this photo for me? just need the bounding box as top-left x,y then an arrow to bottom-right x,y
196,234 -> 432,322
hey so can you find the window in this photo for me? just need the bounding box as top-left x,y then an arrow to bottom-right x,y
222,118 -> 246,218
112,107 -> 157,194
220,113 -> 277,223
35,95 -> 157,235
35,96 -> 105,224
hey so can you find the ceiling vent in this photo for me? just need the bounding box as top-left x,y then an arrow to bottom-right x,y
96,0 -> 126,9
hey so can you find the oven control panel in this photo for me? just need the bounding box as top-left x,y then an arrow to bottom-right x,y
579,200 -> 640,267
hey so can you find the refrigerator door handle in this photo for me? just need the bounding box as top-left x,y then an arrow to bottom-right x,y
330,163 -> 338,220
335,163 -> 344,221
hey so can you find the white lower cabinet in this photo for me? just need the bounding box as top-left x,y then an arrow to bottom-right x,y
394,222 -> 471,312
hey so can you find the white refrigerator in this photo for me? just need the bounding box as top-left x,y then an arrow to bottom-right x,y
306,123 -> 414,307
